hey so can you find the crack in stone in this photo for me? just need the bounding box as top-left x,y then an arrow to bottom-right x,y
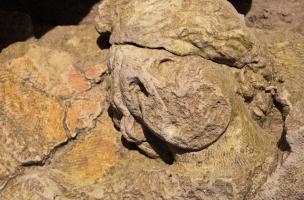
19,99 -> 104,167
0,111 -> 103,194
0,76 -> 105,194
0,173 -> 19,192
115,41 -> 260,69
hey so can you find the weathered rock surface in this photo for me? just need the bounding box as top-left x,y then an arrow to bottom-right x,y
245,0 -> 304,35
253,30 -> 304,200
0,112 -> 124,200
0,24 -> 108,192
109,45 -> 232,151
0,0 -> 303,199
0,23 -> 286,200
0,105 -> 284,200
97,0 -> 261,68
99,0 -> 281,160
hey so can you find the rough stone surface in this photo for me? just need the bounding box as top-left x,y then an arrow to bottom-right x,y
100,0 -> 281,159
245,0 -> 304,35
253,30 -> 304,200
0,112 -> 124,200
97,0 -> 260,68
0,0 -> 303,199
109,45 -> 232,150
0,23 -> 285,200
0,65 -> 67,186
0,24 -> 108,193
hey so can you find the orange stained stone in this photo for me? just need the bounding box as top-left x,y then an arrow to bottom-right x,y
0,69 -> 67,163
53,113 -> 121,185
84,63 -> 107,80
66,98 -> 103,137
8,57 -> 49,91
67,67 -> 91,94
7,56 -> 91,99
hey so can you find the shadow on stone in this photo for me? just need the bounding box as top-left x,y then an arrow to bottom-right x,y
108,105 -> 174,165
0,0 -> 102,50
142,127 -> 175,165
228,0 -> 252,15
97,31 -> 111,50
277,130 -> 291,152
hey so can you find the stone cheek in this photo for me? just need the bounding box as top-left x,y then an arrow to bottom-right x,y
108,45 -> 232,154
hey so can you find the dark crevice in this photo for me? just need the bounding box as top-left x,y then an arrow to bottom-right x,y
142,126 -> 175,165
21,138 -> 71,167
228,0 -> 252,15
97,31 -> 111,49
159,58 -> 174,64
130,77 -> 149,97
116,111 -> 175,165
0,0 -> 102,50
213,56 -> 238,67
277,129 -> 291,152
244,95 -> 254,104
107,105 -> 123,131
121,42 -> 167,52
273,97 -> 291,152
124,125 -> 175,165
120,137 -> 138,151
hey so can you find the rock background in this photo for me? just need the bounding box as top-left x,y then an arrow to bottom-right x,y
0,0 -> 303,199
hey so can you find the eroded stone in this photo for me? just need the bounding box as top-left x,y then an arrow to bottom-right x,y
109,45 -> 232,151
97,0 -> 260,67
0,25 -> 108,190
0,68 -> 67,165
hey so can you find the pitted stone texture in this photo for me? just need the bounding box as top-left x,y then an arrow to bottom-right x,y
0,68 -> 67,164
0,112 -> 125,200
65,86 -> 106,137
95,0 -> 129,34
6,46 -> 91,99
97,0 -> 260,67
253,30 -> 304,200
109,45 -> 232,151
236,65 -> 275,122
0,25 -> 108,188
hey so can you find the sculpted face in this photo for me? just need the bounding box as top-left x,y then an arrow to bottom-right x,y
97,0 -> 285,159
109,45 -> 232,153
